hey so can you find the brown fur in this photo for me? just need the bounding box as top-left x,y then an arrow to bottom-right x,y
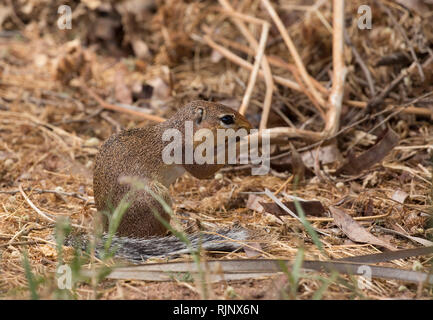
93,100 -> 251,238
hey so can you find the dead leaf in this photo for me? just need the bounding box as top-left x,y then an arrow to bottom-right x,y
375,51 -> 411,67
246,194 -> 265,213
246,194 -> 283,225
301,144 -> 342,168
264,189 -> 328,235
337,127 -> 399,175
329,206 -> 396,250
352,130 -> 377,146
243,242 -> 263,258
380,226 -> 433,247
392,189 -> 409,204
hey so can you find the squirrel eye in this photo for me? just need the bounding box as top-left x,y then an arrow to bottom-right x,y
220,115 -> 235,125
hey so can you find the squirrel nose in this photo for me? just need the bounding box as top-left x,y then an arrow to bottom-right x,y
238,119 -> 252,133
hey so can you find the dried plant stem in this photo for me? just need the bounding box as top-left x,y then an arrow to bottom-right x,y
219,7 -> 265,25
287,64 -> 326,120
0,241 -> 43,248
244,127 -> 323,145
368,54 -> 433,110
1,187 -> 92,202
376,0 -> 424,81
347,100 -> 433,117
324,0 -> 346,136
211,34 -> 328,95
19,185 -> 57,223
203,34 -> 300,91
284,211 -> 391,222
218,0 -> 274,129
0,111 -> 83,145
344,30 -> 375,97
19,185 -> 87,229
261,0 -> 326,108
238,22 -> 269,116
274,175 -> 294,195
82,86 -> 166,123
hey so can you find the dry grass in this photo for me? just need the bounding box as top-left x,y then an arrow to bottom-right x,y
0,0 -> 432,299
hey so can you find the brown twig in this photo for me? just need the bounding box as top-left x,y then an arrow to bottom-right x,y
261,0 -> 326,108
211,34 -> 328,95
243,127 -> 323,146
0,241 -> 44,248
287,64 -> 326,120
101,111 -> 123,133
368,53 -> 433,110
344,29 -> 375,97
18,185 -> 88,229
324,0 -> 346,136
218,1 -> 275,129
7,0 -> 25,29
376,0 -> 424,81
19,185 -> 57,223
202,34 -> 301,91
1,187 -> 93,203
82,86 -> 166,123
349,92 -> 433,151
347,100 -> 433,117
269,104 -> 396,161
238,22 -> 270,117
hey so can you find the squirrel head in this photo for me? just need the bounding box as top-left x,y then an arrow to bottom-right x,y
175,100 -> 251,133
162,100 -> 252,179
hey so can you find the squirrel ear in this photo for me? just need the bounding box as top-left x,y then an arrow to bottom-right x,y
194,107 -> 205,125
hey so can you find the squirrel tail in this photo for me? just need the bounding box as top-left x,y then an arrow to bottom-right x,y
66,227 -> 249,263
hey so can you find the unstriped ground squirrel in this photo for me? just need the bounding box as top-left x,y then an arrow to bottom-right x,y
85,100 -> 252,262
